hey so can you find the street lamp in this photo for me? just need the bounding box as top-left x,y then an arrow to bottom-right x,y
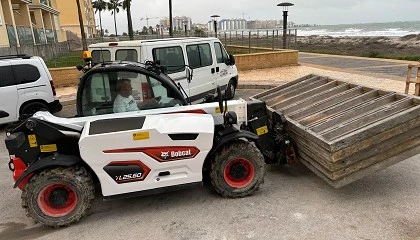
169,0 -> 173,37
277,2 -> 294,49
210,14 -> 220,38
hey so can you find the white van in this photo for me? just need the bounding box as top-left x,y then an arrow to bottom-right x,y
88,37 -> 238,101
0,55 -> 62,125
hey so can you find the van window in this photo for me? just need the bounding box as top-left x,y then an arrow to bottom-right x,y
152,46 -> 185,74
214,42 -> 228,64
186,43 -> 213,69
0,66 -> 15,87
81,71 -> 184,116
92,50 -> 111,64
116,49 -> 138,62
12,64 -> 40,84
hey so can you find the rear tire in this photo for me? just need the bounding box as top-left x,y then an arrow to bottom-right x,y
226,79 -> 236,100
210,140 -> 265,198
20,102 -> 49,116
21,166 -> 95,227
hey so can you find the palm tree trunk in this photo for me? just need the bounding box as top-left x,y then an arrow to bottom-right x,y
76,0 -> 87,50
114,8 -> 118,36
127,3 -> 133,40
113,9 -> 118,36
99,10 -> 103,37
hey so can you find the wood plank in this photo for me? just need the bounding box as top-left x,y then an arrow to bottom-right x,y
288,86 -> 364,120
266,78 -> 330,105
329,104 -> 420,151
310,93 -> 396,133
331,117 -> 420,161
299,90 -> 380,127
251,74 -> 317,99
300,144 -> 420,188
281,84 -> 353,115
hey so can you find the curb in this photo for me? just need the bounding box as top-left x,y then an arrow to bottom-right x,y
58,83 -> 280,106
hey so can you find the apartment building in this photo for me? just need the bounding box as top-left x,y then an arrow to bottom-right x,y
55,0 -> 96,39
0,0 -> 67,47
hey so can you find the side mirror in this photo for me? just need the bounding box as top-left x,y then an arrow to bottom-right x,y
76,65 -> 84,71
228,54 -> 235,65
0,110 -> 9,118
186,67 -> 193,83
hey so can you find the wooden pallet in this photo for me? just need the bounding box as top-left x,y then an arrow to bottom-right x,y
251,74 -> 420,187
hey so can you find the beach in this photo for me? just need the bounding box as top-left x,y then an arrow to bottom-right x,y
295,34 -> 420,60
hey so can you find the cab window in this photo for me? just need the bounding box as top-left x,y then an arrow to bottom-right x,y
214,42 -> 228,64
80,70 -> 184,116
152,46 -> 185,74
116,49 -> 138,62
186,43 -> 213,69
91,50 -> 111,64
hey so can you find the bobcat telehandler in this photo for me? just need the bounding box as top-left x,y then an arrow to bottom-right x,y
4,59 -> 293,227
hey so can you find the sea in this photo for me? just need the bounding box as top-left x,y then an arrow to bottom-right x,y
296,21 -> 420,37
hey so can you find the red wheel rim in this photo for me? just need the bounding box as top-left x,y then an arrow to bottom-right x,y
223,158 -> 255,188
37,184 -> 78,217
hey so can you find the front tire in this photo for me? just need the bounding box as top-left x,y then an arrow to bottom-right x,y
226,79 -> 236,100
210,140 -> 265,198
21,166 -> 95,227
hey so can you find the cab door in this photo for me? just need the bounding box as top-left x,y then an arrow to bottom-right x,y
213,41 -> 231,91
0,64 -> 18,124
184,43 -> 217,102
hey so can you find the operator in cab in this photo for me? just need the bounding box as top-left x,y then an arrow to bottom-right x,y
113,78 -> 159,113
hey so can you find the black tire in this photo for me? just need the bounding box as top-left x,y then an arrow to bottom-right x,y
21,166 -> 95,227
226,79 -> 236,100
20,102 -> 49,116
210,140 -> 265,198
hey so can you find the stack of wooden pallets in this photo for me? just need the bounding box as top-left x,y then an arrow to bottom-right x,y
251,74 -> 420,188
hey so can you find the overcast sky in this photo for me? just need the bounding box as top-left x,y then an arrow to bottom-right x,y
96,0 -> 420,34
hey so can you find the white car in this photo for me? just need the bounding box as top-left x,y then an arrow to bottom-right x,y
0,55 -> 62,125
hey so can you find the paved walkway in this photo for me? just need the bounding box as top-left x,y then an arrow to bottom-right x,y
56,53 -> 420,103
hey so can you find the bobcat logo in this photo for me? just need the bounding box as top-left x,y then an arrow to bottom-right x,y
161,151 -> 169,159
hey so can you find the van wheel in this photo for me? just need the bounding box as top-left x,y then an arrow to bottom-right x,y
226,79 -> 236,100
21,102 -> 49,117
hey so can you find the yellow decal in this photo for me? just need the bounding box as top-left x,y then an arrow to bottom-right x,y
40,144 -> 58,153
215,106 -> 228,113
133,132 -> 150,141
28,135 -> 37,147
256,126 -> 269,136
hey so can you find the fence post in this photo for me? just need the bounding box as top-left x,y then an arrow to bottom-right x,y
294,29 -> 297,48
235,31 -> 237,46
288,29 -> 291,49
248,31 -> 251,54
241,31 -> 244,46
266,30 -> 268,49
272,30 -> 275,50
256,30 -> 259,48
224,32 -> 227,46
229,31 -> 232,47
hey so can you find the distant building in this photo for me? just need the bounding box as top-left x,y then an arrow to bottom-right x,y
160,16 -> 192,32
55,0 -> 96,38
0,0 -> 67,47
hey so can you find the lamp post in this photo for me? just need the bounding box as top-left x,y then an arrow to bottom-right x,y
210,14 -> 220,38
277,2 -> 294,49
183,19 -> 188,37
169,0 -> 173,37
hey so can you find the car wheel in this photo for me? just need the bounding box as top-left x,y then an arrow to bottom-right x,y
226,79 -> 236,100
20,102 -> 49,117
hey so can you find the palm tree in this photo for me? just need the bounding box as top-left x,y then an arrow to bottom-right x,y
92,0 -> 107,37
76,0 -> 87,50
107,0 -> 122,36
122,0 -> 134,40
